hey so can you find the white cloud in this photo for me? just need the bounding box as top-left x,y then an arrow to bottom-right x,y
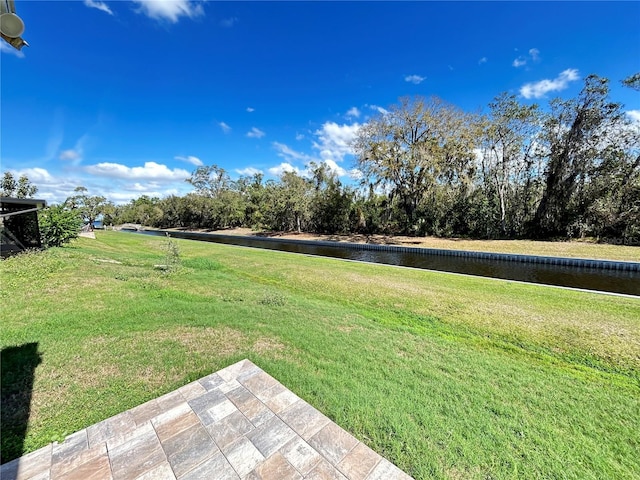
246,127 -> 265,139
322,159 -> 347,177
478,57 -> 488,65
84,0 -> 113,15
513,48 -> 541,68
220,17 -> 238,27
405,74 -> 425,84
219,121 -> 231,134
0,41 -> 25,58
246,107 -> 255,112
174,155 -> 203,166
346,107 -> 361,119
272,142 -> 313,163
132,0 -> 204,23
84,161 -> 190,181
627,110 -> 640,125
367,104 -> 389,115
312,122 -> 361,163
529,48 -> 540,61
268,162 -> 300,177
58,135 -> 89,164
235,167 -> 263,176
520,69 -> 580,99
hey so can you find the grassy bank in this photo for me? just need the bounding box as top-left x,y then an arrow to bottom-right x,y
1,231 -> 639,479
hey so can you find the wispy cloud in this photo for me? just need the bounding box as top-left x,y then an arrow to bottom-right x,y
220,17 -> 238,28
513,47 -> 541,68
272,142 -> 313,163
84,0 -> 113,15
219,121 -> 231,134
346,107 -> 361,119
246,107 -> 255,112
520,69 -> 580,99
246,127 -> 265,139
404,74 -> 425,84
529,48 -> 540,61
58,135 -> 89,165
295,133 -> 305,141
132,0 -> 204,23
0,41 -> 25,58
236,167 -> 263,176
366,104 -> 389,115
175,155 -> 203,166
84,161 -> 190,181
478,57 -> 488,65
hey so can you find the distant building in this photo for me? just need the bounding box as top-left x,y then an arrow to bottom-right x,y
0,197 -> 46,257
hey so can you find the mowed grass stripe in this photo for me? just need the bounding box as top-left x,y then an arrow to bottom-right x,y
1,231 -> 638,479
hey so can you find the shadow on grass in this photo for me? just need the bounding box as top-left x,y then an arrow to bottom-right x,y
1,343 -> 42,465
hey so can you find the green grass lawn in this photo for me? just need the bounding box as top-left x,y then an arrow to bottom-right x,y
1,231 -> 639,479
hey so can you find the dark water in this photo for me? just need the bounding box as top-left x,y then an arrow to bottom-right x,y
132,230 -> 639,296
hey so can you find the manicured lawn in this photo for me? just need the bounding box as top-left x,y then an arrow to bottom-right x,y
1,231 -> 639,479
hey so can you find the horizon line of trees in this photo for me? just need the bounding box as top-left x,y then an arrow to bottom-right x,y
4,73 -> 639,245
110,74 -> 640,244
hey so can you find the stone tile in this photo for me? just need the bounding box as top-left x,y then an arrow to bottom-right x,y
106,422 -> 155,452
304,458 -> 348,480
279,436 -> 322,476
221,436 -> 265,478
0,444 -> 52,480
198,372 -> 224,391
218,379 -> 242,394
109,426 -> 166,480
57,452 -> 111,480
226,386 -> 274,428
51,443 -> 106,478
365,458 -> 413,480
279,399 -> 331,441
262,386 -> 300,414
239,370 -> 279,396
135,461 -> 176,480
217,359 -> 260,383
178,451 -> 239,480
87,410 -> 137,447
52,430 -> 88,466
160,423 -> 219,478
337,442 -> 381,480
308,422 -> 359,467
156,390 -> 186,412
199,398 -> 238,426
246,415 -> 297,458
151,403 -> 199,443
177,382 -> 207,401
246,452 -> 302,480
130,399 -> 162,426
187,389 -> 227,417
205,410 -> 255,451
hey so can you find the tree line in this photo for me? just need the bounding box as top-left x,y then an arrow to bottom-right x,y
111,74 -> 639,244
3,73 -> 639,245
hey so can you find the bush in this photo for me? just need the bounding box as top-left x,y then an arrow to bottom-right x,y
38,205 -> 83,248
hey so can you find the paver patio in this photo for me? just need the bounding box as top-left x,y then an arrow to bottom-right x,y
1,359 -> 413,480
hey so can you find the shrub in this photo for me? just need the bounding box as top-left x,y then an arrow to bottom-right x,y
38,205 -> 83,248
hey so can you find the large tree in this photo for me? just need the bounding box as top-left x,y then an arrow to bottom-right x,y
64,187 -> 109,229
353,96 -> 479,233
1,172 -> 38,198
532,75 -> 631,238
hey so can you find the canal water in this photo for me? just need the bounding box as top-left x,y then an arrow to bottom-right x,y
133,230 -> 640,296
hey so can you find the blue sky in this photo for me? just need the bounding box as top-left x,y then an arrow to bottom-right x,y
2,1 -> 639,204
